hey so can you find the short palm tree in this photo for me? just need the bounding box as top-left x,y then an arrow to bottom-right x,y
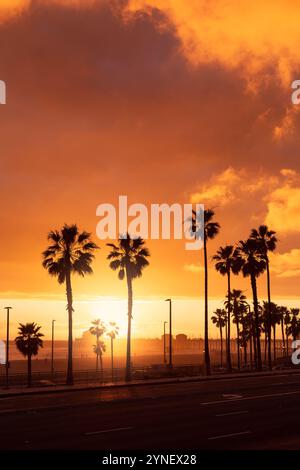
213,245 -> 240,371
235,238 -> 266,371
250,225 -> 277,369
224,289 -> 248,370
107,235 -> 150,381
89,319 -> 106,373
287,308 -> 300,342
93,341 -> 106,378
107,322 -> 119,381
211,308 -> 227,367
42,224 -> 98,385
15,323 -> 44,387
191,209 -> 220,375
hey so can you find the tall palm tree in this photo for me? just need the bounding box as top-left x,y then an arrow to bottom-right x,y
235,238 -> 266,371
250,225 -> 277,370
213,246 -> 240,371
42,224 -> 98,385
224,289 -> 248,370
192,209 -> 220,375
107,322 -> 119,381
107,235 -> 150,381
89,319 -> 106,373
15,323 -> 44,387
211,308 -> 227,367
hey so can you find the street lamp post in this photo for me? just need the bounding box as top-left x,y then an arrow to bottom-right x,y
51,320 -> 55,379
165,299 -> 173,368
4,307 -> 12,389
163,321 -> 167,364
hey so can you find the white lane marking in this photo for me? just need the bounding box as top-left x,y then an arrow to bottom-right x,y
208,430 -> 252,440
216,410 -> 248,417
222,394 -> 243,399
202,389 -> 300,405
84,426 -> 133,436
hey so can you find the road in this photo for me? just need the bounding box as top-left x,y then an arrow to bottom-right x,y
1,373 -> 300,450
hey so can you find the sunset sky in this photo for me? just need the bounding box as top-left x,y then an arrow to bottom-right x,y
1,0 -> 300,341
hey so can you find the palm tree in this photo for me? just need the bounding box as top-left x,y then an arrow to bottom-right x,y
107,235 -> 150,381
268,302 -> 281,361
211,308 -> 227,367
107,322 -> 119,381
42,224 -> 98,385
192,209 -> 220,375
287,308 -> 300,342
235,238 -> 266,371
15,323 -> 44,387
278,306 -> 288,354
213,246 -> 240,371
250,225 -> 277,370
225,289 -> 248,370
93,341 -> 106,378
89,319 -> 106,373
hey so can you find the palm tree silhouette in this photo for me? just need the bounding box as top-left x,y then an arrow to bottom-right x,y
211,308 -> 227,367
15,323 -> 44,387
191,209 -> 220,375
107,235 -> 150,381
42,224 -> 98,385
250,225 -> 277,369
225,289 -> 248,370
89,319 -> 106,373
287,308 -> 300,342
107,322 -> 119,381
213,245 -> 240,371
235,238 -> 266,371
93,341 -> 106,379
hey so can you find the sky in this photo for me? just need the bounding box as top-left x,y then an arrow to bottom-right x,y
1,0 -> 300,340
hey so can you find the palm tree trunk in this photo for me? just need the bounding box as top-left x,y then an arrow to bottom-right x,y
281,318 -> 285,356
226,272 -> 232,372
264,331 -> 267,362
28,353 -> 32,387
249,336 -> 253,369
273,324 -> 276,361
251,274 -> 262,371
266,259 -> 272,370
65,268 -> 74,385
203,236 -> 211,375
236,320 -> 240,370
125,271 -> 133,381
100,352 -> 103,382
220,325 -> 223,367
111,337 -> 114,381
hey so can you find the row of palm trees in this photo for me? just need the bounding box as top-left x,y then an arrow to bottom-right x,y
212,295 -> 300,369
40,210 -> 286,384
200,212 -> 278,374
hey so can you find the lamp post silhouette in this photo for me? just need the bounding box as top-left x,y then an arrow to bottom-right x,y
163,321 -> 168,364
51,320 -> 55,379
4,307 -> 12,389
165,299 -> 173,369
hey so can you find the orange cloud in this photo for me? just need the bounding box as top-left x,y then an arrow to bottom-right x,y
270,249 -> 300,278
128,0 -> 300,88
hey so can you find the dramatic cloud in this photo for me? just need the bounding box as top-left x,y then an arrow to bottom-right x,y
270,249 -> 300,278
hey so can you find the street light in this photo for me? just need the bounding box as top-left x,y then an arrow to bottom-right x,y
51,320 -> 55,379
4,307 -> 12,389
163,321 -> 168,364
165,299 -> 173,369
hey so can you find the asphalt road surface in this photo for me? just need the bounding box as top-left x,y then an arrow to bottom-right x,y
1,373 -> 300,450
